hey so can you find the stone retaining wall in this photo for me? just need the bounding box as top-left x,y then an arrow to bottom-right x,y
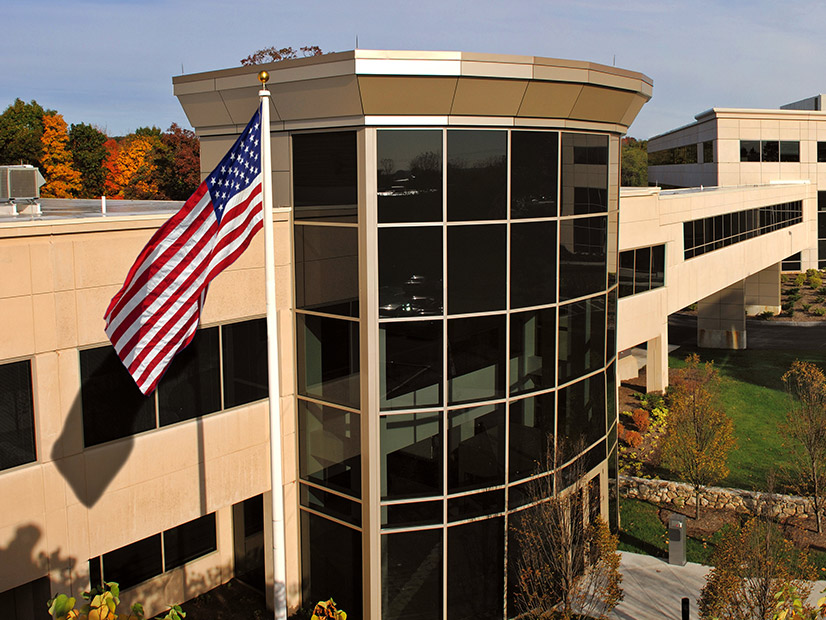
619,475 -> 812,520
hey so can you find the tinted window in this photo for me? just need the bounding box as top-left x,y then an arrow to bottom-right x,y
447,518 -> 504,620
558,296 -> 606,385
382,530 -> 442,620
448,490 -> 504,521
509,392 -> 555,481
447,130 -> 507,221
300,485 -> 361,526
703,141 -> 713,163
510,308 -> 556,396
780,141 -> 799,162
740,140 -> 760,162
295,225 -> 359,316
448,403 -> 505,493
380,321 -> 442,410
163,514 -> 217,570
510,221 -> 557,309
818,142 -> 826,163
651,245 -> 665,288
381,413 -> 442,500
618,250 -> 634,298
378,130 -> 443,223
0,576 -> 51,620
448,224 -> 506,314
634,247 -> 651,294
102,534 -> 162,590
561,133 -> 608,216
511,131 -> 558,218
762,140 -> 779,162
447,315 -> 506,405
297,314 -> 360,409
0,360 -> 36,471
298,400 -> 361,497
379,227 -> 442,318
382,500 -> 442,528
222,319 -> 268,408
557,373 -> 607,458
559,216 -> 607,301
293,132 -> 357,221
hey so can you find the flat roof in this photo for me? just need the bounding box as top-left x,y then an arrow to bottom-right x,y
0,198 -> 182,225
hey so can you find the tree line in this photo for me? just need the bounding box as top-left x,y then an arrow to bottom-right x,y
0,98 -> 200,201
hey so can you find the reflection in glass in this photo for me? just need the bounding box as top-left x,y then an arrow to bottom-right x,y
510,221 -> 557,309
557,373 -> 606,460
447,315 -> 506,405
448,489 -> 504,522
379,227 -> 442,317
447,518 -> 504,620
740,140 -> 760,162
618,250 -> 634,298
447,130 -> 507,221
295,225 -> 359,316
607,210 -> 618,287
298,400 -> 361,497
762,140 -> 779,163
606,289 -> 617,362
293,132 -> 358,221
509,392 -> 555,481
510,308 -> 556,395
378,130 -> 443,223
780,141 -> 799,163
561,133 -> 608,216
607,361 -> 617,430
448,404 -> 505,492
299,484 -> 361,526
222,319 -> 268,408
448,224 -> 506,314
559,216 -> 607,301
380,321 -> 442,410
381,413 -> 442,500
381,501 -> 442,528
634,246 -> 651,294
297,314 -> 360,409
382,529 -> 443,620
511,131 -> 558,218
558,296 -> 606,384
0,360 -> 36,470
651,244 -> 665,288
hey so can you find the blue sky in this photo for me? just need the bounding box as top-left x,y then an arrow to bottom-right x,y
3,0 -> 824,138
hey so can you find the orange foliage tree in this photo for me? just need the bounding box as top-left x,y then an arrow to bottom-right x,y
102,138 -> 122,197
106,135 -> 161,199
40,113 -> 82,198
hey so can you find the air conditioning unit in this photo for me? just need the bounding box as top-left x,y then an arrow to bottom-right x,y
0,165 -> 46,202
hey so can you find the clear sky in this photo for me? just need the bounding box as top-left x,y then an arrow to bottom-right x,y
4,0 -> 824,139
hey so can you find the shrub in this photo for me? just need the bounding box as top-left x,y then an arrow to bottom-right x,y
810,274 -> 823,290
756,310 -> 775,320
787,292 -> 802,303
802,303 -> 811,312
782,301 -> 795,312
617,421 -> 627,443
814,306 -> 826,316
781,274 -> 788,284
787,287 -> 800,295
794,273 -> 806,287
651,406 -> 668,425
624,430 -> 642,448
818,286 -> 826,295
635,391 -> 666,411
815,295 -> 826,304
632,408 -> 650,433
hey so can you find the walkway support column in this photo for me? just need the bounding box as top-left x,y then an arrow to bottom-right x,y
646,323 -> 669,393
744,262 -> 781,316
697,281 -> 747,349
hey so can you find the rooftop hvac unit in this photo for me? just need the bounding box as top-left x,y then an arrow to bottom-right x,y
0,165 -> 46,202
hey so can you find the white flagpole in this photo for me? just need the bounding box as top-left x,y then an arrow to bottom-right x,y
258,71 -> 287,620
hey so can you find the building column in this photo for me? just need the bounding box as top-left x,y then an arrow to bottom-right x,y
697,281 -> 747,349
646,323 -> 669,393
744,262 -> 781,316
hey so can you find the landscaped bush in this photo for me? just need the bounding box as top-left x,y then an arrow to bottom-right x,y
632,408 -> 650,433
787,292 -> 802,303
782,301 -> 795,312
794,273 -> 806,287
617,421 -> 628,443
814,307 -> 826,316
650,406 -> 668,426
818,286 -> 826,296
625,430 -> 642,448
756,310 -> 776,320
635,391 -> 666,411
802,303 -> 811,312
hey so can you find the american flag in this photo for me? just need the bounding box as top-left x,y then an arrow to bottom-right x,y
104,106 -> 265,395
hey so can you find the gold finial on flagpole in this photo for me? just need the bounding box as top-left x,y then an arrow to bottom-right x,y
257,70 -> 270,88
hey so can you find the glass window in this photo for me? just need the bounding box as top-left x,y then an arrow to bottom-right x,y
157,327 -> 220,427
0,576 -> 51,620
557,373 -> 606,460
782,252 -> 802,271
80,346 -> 155,447
818,142 -> 826,163
820,191 -> 826,212
381,413 -> 442,500
703,141 -> 713,163
295,225 -> 359,317
222,319 -> 268,408
510,308 -> 556,396
606,288 -> 617,362
780,141 -> 799,162
381,500 -> 442,528
561,133 -> 608,216
297,314 -> 360,409
298,400 -> 361,497
382,529 -> 442,620
559,216 -> 607,301
618,250 -> 634,298
651,245 -> 665,289
447,224 -> 506,314
762,140 -> 779,162
0,360 -> 36,471
740,140 -> 760,162
292,132 -> 357,222
447,518 -> 504,620
633,247 -> 651,294
509,392 -> 555,481
379,227 -> 442,318
380,321 -> 442,411
447,315 -> 506,405
448,403 -> 505,493
820,212 -> 826,240
510,221 -> 557,309
558,296 -> 606,385
607,361 -> 617,431
377,129 -> 443,223
102,534 -> 163,591
447,489 -> 504,522
163,514 -> 216,570
299,484 -> 361,526
447,130 -> 507,221
511,131 -> 558,218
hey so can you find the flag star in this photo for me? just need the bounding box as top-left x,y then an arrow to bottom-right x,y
221,166 -> 226,173
230,153 -> 236,160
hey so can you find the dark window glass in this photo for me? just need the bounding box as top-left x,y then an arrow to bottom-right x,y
511,131 -> 558,218
618,250 -> 634,298
560,440 -> 606,489
510,308 -> 556,396
606,288 -> 617,362
780,141 -> 799,162
510,221 -> 557,309
0,576 -> 51,620
607,210 -> 618,287
378,129 -> 443,223
651,245 -> 665,288
447,130 -> 507,221
380,321 -> 442,410
448,403 -> 505,493
448,224 -> 506,314
558,296 -> 606,385
819,239 -> 826,262
633,247 -> 651,294
447,517 -> 504,620
607,362 -> 617,430
819,142 -> 826,163
243,495 -> 264,536
608,443 -> 618,532
561,133 -> 608,216
559,216 -> 607,301
762,140 -> 779,162
300,512 -> 362,619
819,212 -> 826,240
447,315 -> 506,405
382,529 -> 442,620
703,141 -> 713,164
298,400 -> 361,497
381,500 -> 442,528
295,225 -> 359,316
379,227 -> 442,318
448,489 -> 504,522
381,413 -> 442,500
297,314 -> 360,409
102,534 -> 163,591
509,392 -> 555,481
222,319 -> 268,408
293,132 -> 357,222
820,191 -> 826,212
0,360 -> 36,471
89,557 -> 102,588
80,346 -> 155,447
299,484 -> 361,526
157,327 -> 220,427
740,140 -> 760,162
782,252 -> 802,271
163,513 -> 217,570
557,373 -> 606,461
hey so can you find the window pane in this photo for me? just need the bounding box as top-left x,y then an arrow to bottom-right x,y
293,132 -> 357,222
382,529 -> 442,620
510,221 -> 557,309
381,413 -> 442,500
762,140 -> 779,162
102,534 -> 162,591
157,327 -> 220,427
0,576 -> 51,620
0,360 -> 36,471
379,227 -> 442,318
222,319 -> 268,408
510,308 -> 556,396
780,141 -> 799,162
447,518 -> 504,620
447,130 -> 506,221
559,216 -> 607,301
509,392 -> 555,481
378,129 -> 443,223
297,314 -> 360,409
163,514 -> 216,571
819,142 -> 826,163
740,140 -> 760,162
295,225 -> 359,316
448,403 -> 505,493
558,296 -> 606,384
298,400 -> 361,497
606,288 -> 617,362
448,489 -> 504,522
618,250 -> 634,298
703,140 -> 713,163
634,247 -> 651,294
299,484 -> 361,526
447,315 -> 506,405
448,224 -> 506,314
382,500 -> 442,528
380,321 -> 442,411
511,131 -> 558,218
651,245 -> 665,288
820,212 -> 826,240
80,346 -> 155,447
557,373 -> 606,460
561,133 -> 608,216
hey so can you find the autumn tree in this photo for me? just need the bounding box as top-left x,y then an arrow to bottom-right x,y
40,113 -> 82,198
782,360 -> 826,533
241,45 -> 322,66
68,123 -> 107,198
662,354 -> 735,519
621,137 -> 647,187
102,138 -> 123,197
155,123 -> 200,200
114,134 -> 162,199
0,98 -> 55,167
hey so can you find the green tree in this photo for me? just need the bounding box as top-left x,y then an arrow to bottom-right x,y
155,123 -> 200,200
0,98 -> 55,167
241,45 -> 323,66
621,137 -> 647,187
68,123 -> 108,198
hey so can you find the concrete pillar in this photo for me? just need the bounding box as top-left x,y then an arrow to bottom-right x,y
697,281 -> 747,349
646,323 -> 669,392
744,262 -> 781,316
